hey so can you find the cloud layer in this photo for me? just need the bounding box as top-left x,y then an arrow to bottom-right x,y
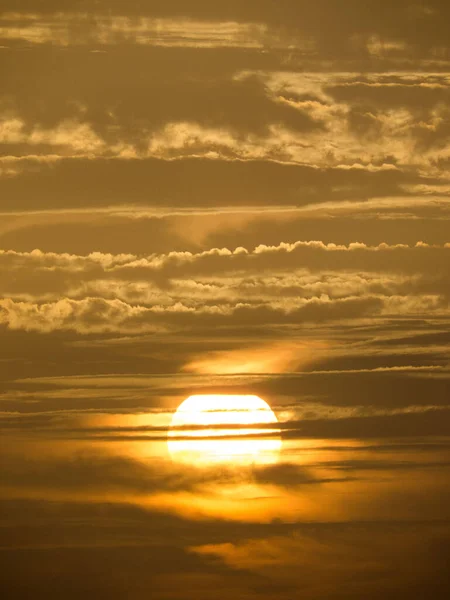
1,3 -> 450,600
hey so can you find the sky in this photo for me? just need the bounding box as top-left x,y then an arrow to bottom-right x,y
1,1 -> 450,598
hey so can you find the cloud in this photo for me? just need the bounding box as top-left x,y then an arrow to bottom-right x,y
1,5 -> 450,600
183,341 -> 326,375
0,14 -> 269,49
2,239 -> 449,277
3,2 -> 450,62
0,155 -> 434,219
3,53 -> 450,174
0,294 -> 386,334
0,445 -> 359,499
0,241 -> 448,335
191,524 -> 450,599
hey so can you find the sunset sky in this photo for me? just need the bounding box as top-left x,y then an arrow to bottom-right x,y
1,2 -> 450,599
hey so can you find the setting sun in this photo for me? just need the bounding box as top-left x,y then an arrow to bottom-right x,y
167,395 -> 281,465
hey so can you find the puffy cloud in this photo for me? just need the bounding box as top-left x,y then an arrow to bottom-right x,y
0,294 -> 385,334
3,61 -> 450,173
1,242 -> 449,305
0,116 -> 105,154
0,242 -> 448,332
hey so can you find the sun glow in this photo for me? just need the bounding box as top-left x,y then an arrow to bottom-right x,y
168,394 -> 281,465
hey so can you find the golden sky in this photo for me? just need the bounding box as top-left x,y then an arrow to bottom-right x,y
1,2 -> 450,599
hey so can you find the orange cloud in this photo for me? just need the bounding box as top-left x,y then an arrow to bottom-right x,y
183,341 -> 327,375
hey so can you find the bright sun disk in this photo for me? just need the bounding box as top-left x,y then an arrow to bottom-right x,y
167,394 -> 281,465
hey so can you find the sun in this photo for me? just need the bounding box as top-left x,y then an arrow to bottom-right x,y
167,394 -> 281,465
